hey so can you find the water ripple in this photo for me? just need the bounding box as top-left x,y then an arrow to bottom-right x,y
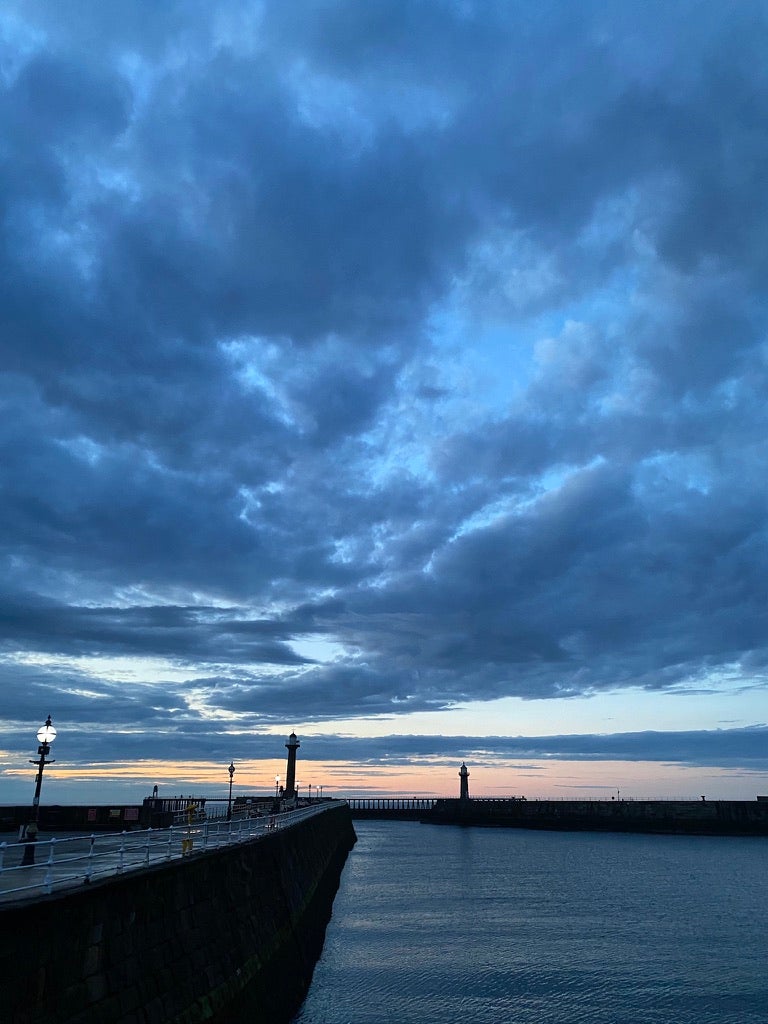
294,823 -> 768,1024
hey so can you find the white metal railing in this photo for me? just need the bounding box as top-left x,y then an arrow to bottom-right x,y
0,802 -> 335,902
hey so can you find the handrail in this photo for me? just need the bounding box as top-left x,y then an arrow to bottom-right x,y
0,802 -> 338,902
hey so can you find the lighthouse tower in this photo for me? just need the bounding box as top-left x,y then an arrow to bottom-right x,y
459,761 -> 470,802
284,731 -> 300,799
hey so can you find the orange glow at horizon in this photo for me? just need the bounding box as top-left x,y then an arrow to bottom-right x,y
3,755 -> 766,802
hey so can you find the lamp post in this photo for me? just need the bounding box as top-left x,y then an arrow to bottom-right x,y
308,783 -> 312,802
227,761 -> 235,821
30,715 -> 57,822
275,775 -> 280,799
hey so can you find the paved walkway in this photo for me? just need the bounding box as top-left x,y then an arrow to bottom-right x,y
0,803 -> 330,903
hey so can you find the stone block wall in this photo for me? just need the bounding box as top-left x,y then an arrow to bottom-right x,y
430,798 -> 768,835
1,804 -> 356,1024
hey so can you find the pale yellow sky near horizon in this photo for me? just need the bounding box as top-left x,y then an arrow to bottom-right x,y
3,754 -> 766,807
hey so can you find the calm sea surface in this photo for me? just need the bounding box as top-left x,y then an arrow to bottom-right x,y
293,820 -> 767,1024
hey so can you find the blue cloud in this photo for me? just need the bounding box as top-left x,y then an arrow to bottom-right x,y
0,1 -> 766,778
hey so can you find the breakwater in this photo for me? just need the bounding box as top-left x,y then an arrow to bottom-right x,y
348,798 -> 437,820
1,803 -> 356,1024
428,797 -> 768,835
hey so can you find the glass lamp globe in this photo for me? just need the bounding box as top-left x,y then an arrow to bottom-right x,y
37,718 -> 57,744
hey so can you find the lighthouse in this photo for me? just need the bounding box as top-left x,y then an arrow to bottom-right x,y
284,731 -> 300,799
459,761 -> 470,802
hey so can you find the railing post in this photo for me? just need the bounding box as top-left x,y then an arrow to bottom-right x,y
118,831 -> 126,874
86,834 -> 96,881
44,839 -> 56,894
166,826 -> 173,860
0,841 -> 5,871
144,828 -> 152,865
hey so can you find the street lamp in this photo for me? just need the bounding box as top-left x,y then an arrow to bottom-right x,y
30,715 -> 57,821
308,783 -> 312,802
227,761 -> 235,821
275,775 -> 280,799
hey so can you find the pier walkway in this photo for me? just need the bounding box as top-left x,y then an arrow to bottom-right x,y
0,802 -> 333,903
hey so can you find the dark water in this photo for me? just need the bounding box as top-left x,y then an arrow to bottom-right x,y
294,820 -> 767,1024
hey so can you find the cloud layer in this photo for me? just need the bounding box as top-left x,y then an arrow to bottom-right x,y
1,2 -> 767,779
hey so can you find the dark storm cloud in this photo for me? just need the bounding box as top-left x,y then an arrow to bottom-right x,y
0,593 -> 309,664
0,0 -> 767,766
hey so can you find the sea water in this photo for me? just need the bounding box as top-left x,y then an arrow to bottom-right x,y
293,819 -> 767,1023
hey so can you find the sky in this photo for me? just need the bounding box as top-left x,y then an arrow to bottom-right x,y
1,0 -> 767,806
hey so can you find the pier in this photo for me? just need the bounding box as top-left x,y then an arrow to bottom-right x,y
0,802 -> 327,902
428,796 -> 768,835
347,797 -> 437,819
0,801 -> 356,1024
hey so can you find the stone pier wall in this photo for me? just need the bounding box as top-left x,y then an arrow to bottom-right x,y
428,798 -> 768,835
1,804 -> 356,1024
